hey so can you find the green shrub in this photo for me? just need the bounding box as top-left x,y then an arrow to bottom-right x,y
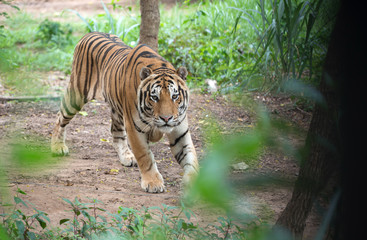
1,194 -> 251,240
68,1 -> 140,46
158,0 -> 333,92
0,189 -> 50,240
36,19 -> 73,47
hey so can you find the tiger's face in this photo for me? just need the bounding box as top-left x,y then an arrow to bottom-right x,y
138,66 -> 189,133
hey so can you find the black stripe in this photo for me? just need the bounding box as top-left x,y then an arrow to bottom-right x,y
183,163 -> 198,172
132,118 -> 145,133
113,136 -> 127,141
178,154 -> 187,164
135,103 -> 151,125
100,44 -> 116,64
174,144 -> 189,164
60,111 -> 72,120
68,87 -> 79,112
85,39 -> 106,99
134,62 -> 143,90
125,44 -> 146,70
78,35 -> 105,97
146,161 -> 153,172
170,129 -> 189,147
62,97 -> 73,116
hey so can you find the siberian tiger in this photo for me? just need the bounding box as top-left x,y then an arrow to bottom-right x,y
51,32 -> 199,193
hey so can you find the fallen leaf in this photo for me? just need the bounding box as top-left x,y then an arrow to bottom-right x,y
104,169 -> 119,175
65,180 -> 74,186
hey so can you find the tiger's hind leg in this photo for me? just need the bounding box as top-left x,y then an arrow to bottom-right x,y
51,84 -> 85,156
111,109 -> 137,167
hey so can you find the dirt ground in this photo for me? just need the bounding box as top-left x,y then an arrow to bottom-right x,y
0,1 -> 322,238
4,0 -> 178,18
0,84 -> 320,239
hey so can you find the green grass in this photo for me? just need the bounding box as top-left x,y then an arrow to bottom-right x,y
0,11 -> 85,96
159,0 -> 261,89
158,0 -> 332,92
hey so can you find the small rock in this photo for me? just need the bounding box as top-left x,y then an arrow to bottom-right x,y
231,162 -> 249,171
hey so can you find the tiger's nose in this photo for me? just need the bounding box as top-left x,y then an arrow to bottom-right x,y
159,115 -> 173,123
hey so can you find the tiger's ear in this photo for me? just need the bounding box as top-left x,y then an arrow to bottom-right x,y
140,66 -> 153,80
177,66 -> 188,81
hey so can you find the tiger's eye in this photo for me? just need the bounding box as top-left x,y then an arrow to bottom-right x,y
172,94 -> 179,100
151,96 -> 159,102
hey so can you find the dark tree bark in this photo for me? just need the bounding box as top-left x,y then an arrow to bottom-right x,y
138,0 -> 160,52
276,0 -> 367,238
275,50 -> 340,238
334,1 -> 366,239
275,8 -> 342,240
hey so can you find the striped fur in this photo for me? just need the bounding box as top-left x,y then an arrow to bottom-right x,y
51,32 -> 198,193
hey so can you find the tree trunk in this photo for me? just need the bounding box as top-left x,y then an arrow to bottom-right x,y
275,6 -> 342,239
275,78 -> 339,238
138,0 -> 160,53
276,0 -> 367,238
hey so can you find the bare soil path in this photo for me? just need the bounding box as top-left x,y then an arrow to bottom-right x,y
0,89 -> 320,239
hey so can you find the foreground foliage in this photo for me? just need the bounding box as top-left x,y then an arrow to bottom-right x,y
1,189 -> 258,240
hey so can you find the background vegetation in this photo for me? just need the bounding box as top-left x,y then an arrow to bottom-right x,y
0,0 -> 336,96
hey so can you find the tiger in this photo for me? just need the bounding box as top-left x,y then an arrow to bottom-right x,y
51,32 -> 199,193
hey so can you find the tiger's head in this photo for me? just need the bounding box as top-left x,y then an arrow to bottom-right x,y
137,66 -> 189,134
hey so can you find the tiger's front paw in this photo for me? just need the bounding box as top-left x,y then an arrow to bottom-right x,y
141,171 -> 165,193
51,143 -> 69,156
119,150 -> 138,167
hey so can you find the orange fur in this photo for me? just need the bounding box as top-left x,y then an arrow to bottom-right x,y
51,32 -> 198,193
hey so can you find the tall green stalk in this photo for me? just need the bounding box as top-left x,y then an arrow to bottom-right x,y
233,0 -> 324,90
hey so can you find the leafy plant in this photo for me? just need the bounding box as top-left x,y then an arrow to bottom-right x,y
1,193 -> 255,240
0,188 -> 50,240
0,0 -> 19,38
68,0 -> 140,45
60,197 -> 108,239
36,19 -> 73,47
0,0 -> 19,21
231,0 -> 326,91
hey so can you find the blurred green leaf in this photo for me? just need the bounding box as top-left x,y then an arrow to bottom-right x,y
79,111 -> 88,116
16,188 -> 27,195
185,140 -> 235,211
15,220 -> 25,237
59,218 -> 70,225
101,0 -> 115,34
11,141 -> 52,170
14,196 -> 28,207
67,9 -> 93,32
36,216 -> 47,229
0,225 -> 11,240
282,79 -> 325,105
